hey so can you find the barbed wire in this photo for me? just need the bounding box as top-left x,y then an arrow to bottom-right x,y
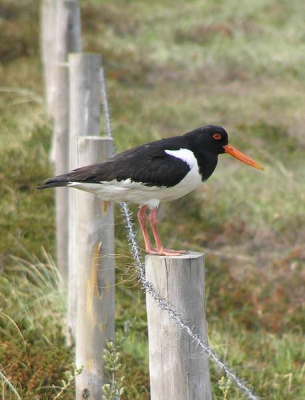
99,67 -> 260,400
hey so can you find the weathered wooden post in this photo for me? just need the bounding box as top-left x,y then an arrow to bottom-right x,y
146,252 -> 212,400
52,0 -> 82,284
41,0 -> 57,116
68,53 -> 103,340
75,137 -> 115,399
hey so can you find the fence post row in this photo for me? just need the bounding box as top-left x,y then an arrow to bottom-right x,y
146,253 -> 212,400
39,2 -> 260,399
68,53 -> 103,341
75,137 -> 115,399
52,0 -> 82,285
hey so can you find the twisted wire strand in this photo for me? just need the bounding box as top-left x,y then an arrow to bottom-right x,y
99,67 -> 260,400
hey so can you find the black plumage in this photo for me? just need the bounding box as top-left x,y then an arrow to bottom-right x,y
37,125 -> 227,190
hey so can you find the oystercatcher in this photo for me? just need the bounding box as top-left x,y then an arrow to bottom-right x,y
38,125 -> 263,255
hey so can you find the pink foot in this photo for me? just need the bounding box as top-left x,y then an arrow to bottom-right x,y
156,248 -> 187,256
163,248 -> 187,255
145,247 -> 159,255
145,247 -> 187,256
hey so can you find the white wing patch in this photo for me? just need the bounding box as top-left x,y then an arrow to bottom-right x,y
165,148 -> 197,169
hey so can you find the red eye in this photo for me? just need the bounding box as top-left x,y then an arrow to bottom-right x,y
213,133 -> 222,140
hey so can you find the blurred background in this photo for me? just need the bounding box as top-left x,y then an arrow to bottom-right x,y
0,0 -> 304,399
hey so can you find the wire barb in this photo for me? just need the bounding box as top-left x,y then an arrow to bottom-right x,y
99,65 -> 260,400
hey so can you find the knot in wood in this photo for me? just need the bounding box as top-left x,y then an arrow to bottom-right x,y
82,388 -> 90,399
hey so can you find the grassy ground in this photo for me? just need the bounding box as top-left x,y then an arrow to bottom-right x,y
1,0 -> 305,398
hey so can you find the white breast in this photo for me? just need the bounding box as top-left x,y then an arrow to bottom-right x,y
164,148 -> 197,169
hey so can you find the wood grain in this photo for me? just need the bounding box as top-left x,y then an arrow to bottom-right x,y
146,252 -> 212,400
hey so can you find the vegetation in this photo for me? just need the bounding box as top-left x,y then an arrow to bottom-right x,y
1,0 -> 304,398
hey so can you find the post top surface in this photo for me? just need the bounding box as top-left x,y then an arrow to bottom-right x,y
77,136 -> 113,141
69,53 -> 101,60
145,251 -> 204,260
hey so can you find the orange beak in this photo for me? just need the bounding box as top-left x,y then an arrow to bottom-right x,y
223,144 -> 264,171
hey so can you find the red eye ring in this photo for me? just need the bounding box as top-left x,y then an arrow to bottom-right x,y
213,133 -> 222,140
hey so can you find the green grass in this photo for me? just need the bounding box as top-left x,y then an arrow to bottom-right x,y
1,0 -> 305,399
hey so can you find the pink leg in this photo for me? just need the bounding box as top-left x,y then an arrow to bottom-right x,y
148,208 -> 184,256
137,205 -> 158,254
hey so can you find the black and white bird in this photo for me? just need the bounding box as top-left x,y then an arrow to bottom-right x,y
37,125 -> 263,255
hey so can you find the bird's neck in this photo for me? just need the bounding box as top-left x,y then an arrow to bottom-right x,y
195,150 -> 218,182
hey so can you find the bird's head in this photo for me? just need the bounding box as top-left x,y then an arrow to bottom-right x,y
186,125 -> 264,171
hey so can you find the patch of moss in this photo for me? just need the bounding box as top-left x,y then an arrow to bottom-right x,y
1,328 -> 74,399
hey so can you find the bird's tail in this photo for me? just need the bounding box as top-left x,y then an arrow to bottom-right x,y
37,173 -> 70,189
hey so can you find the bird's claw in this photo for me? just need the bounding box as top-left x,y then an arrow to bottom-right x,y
146,247 -> 187,256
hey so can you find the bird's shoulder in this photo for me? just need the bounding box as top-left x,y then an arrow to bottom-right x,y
112,135 -> 190,161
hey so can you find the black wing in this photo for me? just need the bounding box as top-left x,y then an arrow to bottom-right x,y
37,136 -> 192,189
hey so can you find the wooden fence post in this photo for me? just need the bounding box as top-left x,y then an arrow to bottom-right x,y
41,0 -> 57,116
68,53 -> 103,341
52,0 -> 82,285
75,136 -> 115,400
145,252 -> 212,400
